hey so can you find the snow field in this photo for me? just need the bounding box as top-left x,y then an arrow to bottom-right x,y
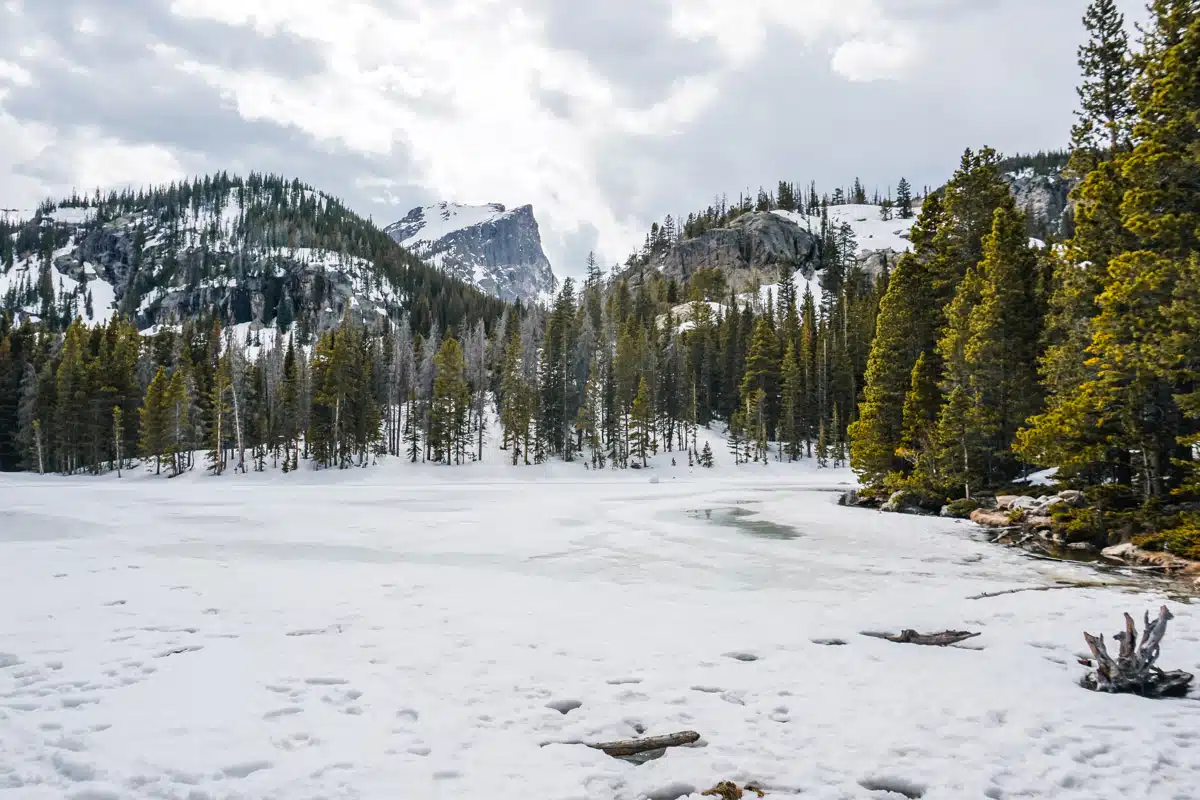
0,427 -> 1198,799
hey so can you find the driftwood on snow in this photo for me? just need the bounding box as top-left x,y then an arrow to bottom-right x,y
1081,605 -> 1193,698
862,629 -> 981,646
702,780 -> 766,798
586,730 -> 700,757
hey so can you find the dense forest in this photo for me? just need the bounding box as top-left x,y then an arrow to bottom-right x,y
0,173 -> 507,337
0,0 -> 1196,559
850,0 -> 1199,555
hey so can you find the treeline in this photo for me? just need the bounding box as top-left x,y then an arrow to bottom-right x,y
851,0 -> 1199,555
1,172 -> 507,336
0,212 -> 888,476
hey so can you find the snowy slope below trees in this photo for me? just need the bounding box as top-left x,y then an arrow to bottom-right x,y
0,424 -> 1197,799
773,205 -> 917,258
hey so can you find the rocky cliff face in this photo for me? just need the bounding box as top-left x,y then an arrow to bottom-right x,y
385,202 -> 557,304
649,211 -> 823,292
1003,167 -> 1074,239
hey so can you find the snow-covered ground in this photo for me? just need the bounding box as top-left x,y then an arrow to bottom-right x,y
774,206 -> 916,258
1,429 -> 1198,799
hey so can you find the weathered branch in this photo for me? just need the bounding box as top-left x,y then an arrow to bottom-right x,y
586,730 -> 700,757
862,629 -> 981,646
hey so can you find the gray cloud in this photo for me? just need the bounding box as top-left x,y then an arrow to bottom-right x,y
0,0 -> 1143,277
539,0 -> 722,106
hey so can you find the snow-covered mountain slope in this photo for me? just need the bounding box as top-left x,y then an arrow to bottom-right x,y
1,420 -> 1195,799
775,204 -> 916,257
1,177 -> 503,335
385,202 -> 557,305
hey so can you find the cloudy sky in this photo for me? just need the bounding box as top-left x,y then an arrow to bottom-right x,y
0,0 -> 1146,277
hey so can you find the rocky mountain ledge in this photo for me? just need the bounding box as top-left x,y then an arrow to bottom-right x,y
643,211 -> 823,293
386,202 -> 558,304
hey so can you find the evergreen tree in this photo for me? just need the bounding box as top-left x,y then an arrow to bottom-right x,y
896,177 -> 914,219
429,337 -> 468,464
780,339 -> 802,462
1072,0 -> 1135,154
140,366 -> 171,475
630,376 -> 652,468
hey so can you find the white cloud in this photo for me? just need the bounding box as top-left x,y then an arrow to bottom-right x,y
68,131 -> 186,193
163,0 -> 726,269
160,0 -> 935,271
831,31 -> 921,82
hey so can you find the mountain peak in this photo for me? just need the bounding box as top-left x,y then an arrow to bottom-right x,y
385,202 -> 556,304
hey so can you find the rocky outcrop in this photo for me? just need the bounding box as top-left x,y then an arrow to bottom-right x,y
648,212 -> 822,293
1003,167 -> 1075,238
385,202 -> 557,304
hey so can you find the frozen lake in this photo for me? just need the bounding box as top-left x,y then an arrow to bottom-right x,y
1,454 -> 1198,799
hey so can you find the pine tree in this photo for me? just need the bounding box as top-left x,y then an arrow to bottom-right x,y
630,376 -> 652,468
430,337 -> 470,464
780,339 -> 802,461
699,440 -> 714,468
896,177 -> 914,219
962,207 -> 1044,484
897,351 -> 941,489
739,315 -> 781,438
140,366 -> 171,475
1072,0 -> 1135,154
727,411 -> 744,465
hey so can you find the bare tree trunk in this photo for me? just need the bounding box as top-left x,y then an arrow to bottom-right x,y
230,375 -> 244,474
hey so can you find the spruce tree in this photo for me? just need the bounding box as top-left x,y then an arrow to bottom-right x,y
962,206 -> 1044,484
896,178 -> 914,219
1072,0 -> 1135,154
780,339 -> 802,462
630,376 -> 652,468
140,366 -> 170,475
430,337 -> 470,464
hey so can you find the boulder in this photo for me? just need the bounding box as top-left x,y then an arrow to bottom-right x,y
995,495 -> 1024,510
1026,515 -> 1054,530
970,509 -> 1013,528
883,489 -> 907,513
1056,489 -> 1086,507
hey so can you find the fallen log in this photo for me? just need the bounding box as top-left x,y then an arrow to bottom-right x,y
862,629 -> 981,646
1081,605 -> 1194,698
968,581 -> 1106,600
586,730 -> 700,757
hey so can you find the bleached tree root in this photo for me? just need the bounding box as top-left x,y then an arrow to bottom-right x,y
862,629 -> 981,646
1080,605 -> 1193,698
